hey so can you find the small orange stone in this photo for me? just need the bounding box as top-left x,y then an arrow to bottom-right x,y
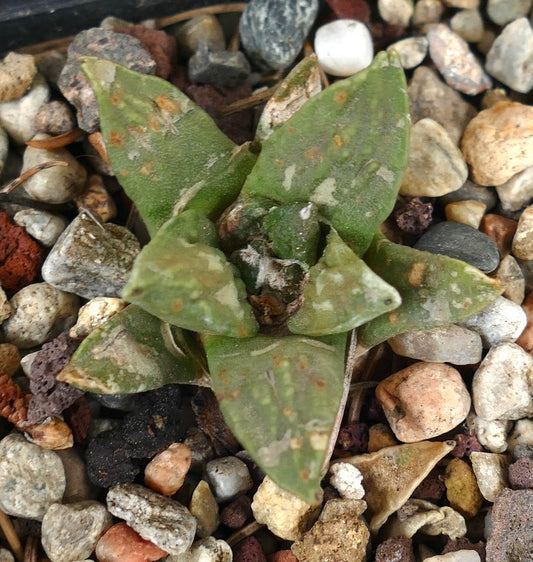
75,174 -> 117,222
516,291 -> 533,353
480,213 -> 517,257
95,522 -> 168,562
144,442 -> 191,496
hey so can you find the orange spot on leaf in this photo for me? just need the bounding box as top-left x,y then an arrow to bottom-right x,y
109,131 -> 124,147
155,95 -> 181,114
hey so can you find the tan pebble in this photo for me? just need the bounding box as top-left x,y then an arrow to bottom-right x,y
75,174 -> 117,222
480,213 -> 517,257
251,476 -> 321,541
0,52 -> 37,103
95,522 -> 168,562
337,440 -> 455,532
444,458 -> 483,519
481,88 -> 509,110
445,199 -> 486,228
0,285 -> 11,323
412,0 -> 443,27
368,423 -> 399,453
493,255 -> 525,305
291,499 -> 369,562
512,205 -> 533,260
376,362 -> 471,443
0,343 -> 20,377
69,297 -> 127,339
442,0 -> 479,8
144,442 -> 191,496
25,416 -> 73,450
189,480 -> 219,538
515,291 -> 533,352
462,101 -> 533,186
469,452 -> 509,501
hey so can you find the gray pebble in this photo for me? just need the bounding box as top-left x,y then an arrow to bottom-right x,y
414,221 -> 500,273
0,550 -> 14,562
13,209 -> 68,247
189,46 -> 251,88
175,15 -> 226,58
487,0 -> 531,25
1,283 -> 79,349
240,0 -> 318,70
0,73 -> 50,145
0,126 -> 8,175
41,501 -> 112,562
427,24 -> 492,95
461,296 -> 527,347
42,212 -> 140,299
450,9 -> 484,43
388,324 -> 482,365
472,342 -> 533,421
37,51 -> 67,89
106,483 -> 196,555
388,36 -> 428,69
21,137 -> 87,204
486,488 -> 533,561
486,18 -> 533,94
507,419 -> 533,458
496,165 -> 533,212
35,101 -> 76,135
58,28 -> 156,132
0,433 -> 66,520
400,118 -> 467,197
205,456 -> 253,502
56,448 -> 98,503
440,180 -> 498,211
408,65 -> 477,145
494,254 -> 525,304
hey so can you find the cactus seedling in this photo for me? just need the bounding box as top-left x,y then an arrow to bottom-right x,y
60,52 -> 502,503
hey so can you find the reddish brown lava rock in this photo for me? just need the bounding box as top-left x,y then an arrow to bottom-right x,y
411,467 -> 445,501
442,537 -> 486,562
220,495 -> 253,528
0,210 -> 44,295
325,0 -> 371,22
336,421 -> 369,454
508,457 -> 533,489
450,433 -> 484,458
375,537 -> 416,562
267,550 -> 299,562
233,536 -> 267,562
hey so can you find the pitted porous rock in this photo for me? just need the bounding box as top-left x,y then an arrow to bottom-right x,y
1,283 -> 79,349
106,483 -> 196,555
41,501 -> 112,562
472,343 -> 533,421
328,462 -> 365,500
0,433 -> 65,520
58,28 -> 156,132
251,476 -> 321,541
41,212 -> 140,300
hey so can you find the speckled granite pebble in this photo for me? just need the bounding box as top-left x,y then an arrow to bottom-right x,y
414,221 -> 500,273
0,52 -> 36,103
41,501 -> 112,562
106,483 -> 196,555
486,488 -> 533,561
427,24 -> 491,95
42,212 -> 140,299
240,0 -> 318,70
0,433 -> 65,520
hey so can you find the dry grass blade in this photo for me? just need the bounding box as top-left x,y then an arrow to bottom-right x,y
23,535 -> 39,562
25,129 -> 84,150
0,161 -> 69,194
0,510 -> 24,562
155,2 -> 248,28
226,520 -> 264,547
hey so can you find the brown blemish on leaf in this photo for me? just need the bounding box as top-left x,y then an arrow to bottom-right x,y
389,311 -> 398,325
291,437 -> 304,450
172,300 -> 183,311
334,91 -> 347,103
407,262 -> 427,287
305,147 -> 320,160
300,468 -> 311,481
119,169 -> 129,177
140,162 -> 154,176
149,115 -> 162,131
155,95 -> 180,114
109,130 -> 124,147
297,359 -> 308,371
110,90 -> 123,106
283,407 -> 294,417
275,159 -> 284,167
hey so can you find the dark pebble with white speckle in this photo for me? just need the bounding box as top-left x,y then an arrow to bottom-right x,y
414,221 -> 500,272
239,0 -> 319,70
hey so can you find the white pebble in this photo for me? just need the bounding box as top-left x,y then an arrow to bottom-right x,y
461,296 -> 527,348
329,462 -> 365,499
314,19 -> 373,77
425,550 -> 481,562
13,209 -> 68,247
205,456 -> 253,502
164,537 -> 232,562
473,342 -> 533,421
1,283 -> 79,349
388,36 -> 428,69
474,416 -> 512,453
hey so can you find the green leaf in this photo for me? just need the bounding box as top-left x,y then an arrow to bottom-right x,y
57,305 -> 206,393
263,201 -> 320,265
82,57 -> 257,235
288,229 -> 401,336
358,233 -> 503,347
205,332 -> 348,503
122,210 -> 258,338
242,51 -> 410,255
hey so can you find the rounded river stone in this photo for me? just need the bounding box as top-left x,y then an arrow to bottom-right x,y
414,221 -> 500,272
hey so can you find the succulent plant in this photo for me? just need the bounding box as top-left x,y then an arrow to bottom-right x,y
59,52 -> 502,503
